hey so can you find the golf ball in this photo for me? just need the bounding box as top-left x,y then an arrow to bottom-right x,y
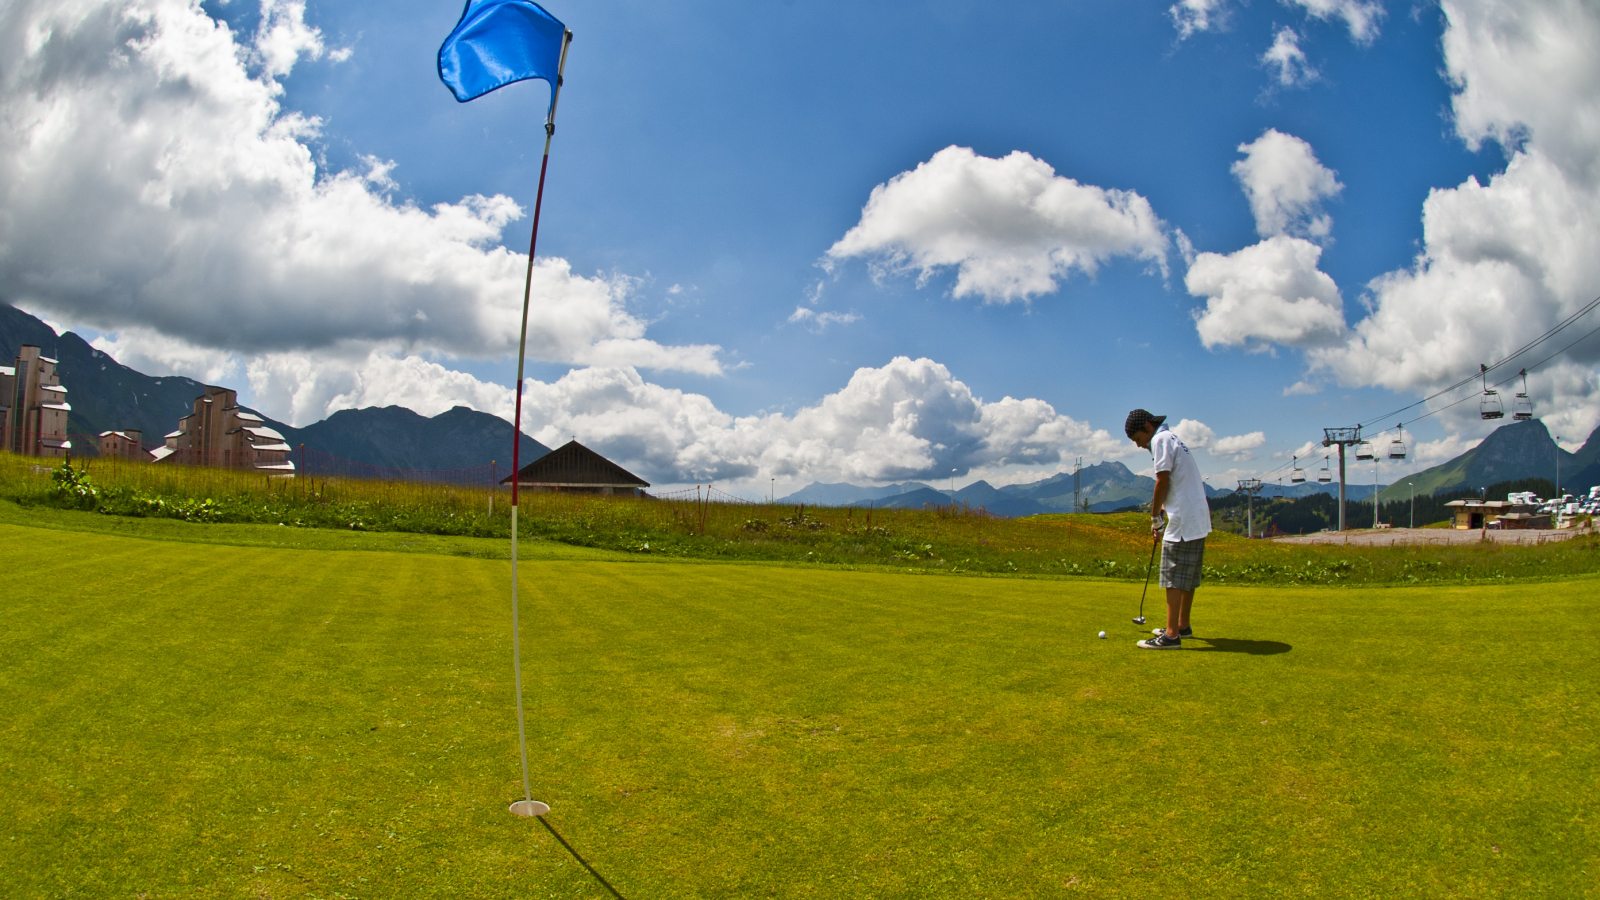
1097,631 -> 1106,639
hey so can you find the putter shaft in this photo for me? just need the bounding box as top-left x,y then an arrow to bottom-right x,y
1135,532 -> 1158,624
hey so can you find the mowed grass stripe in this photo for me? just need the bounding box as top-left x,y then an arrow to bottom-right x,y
0,523 -> 1593,899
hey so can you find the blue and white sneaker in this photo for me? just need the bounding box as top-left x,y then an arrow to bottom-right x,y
1153,626 -> 1193,639
1138,632 -> 1183,649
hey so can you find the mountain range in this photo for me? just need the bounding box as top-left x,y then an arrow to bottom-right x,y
780,460 -> 1257,517
779,444 -> 1529,519
778,481 -> 938,506
1,303 -> 548,472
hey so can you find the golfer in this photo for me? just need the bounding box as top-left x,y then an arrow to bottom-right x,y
1125,410 -> 1210,649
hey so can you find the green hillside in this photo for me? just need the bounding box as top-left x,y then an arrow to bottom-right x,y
1382,450 -> 1473,501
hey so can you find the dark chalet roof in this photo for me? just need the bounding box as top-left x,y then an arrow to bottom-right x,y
499,440 -> 649,488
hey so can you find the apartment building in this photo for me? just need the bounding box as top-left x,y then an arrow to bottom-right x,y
0,345 -> 71,458
98,430 -> 154,461
152,386 -> 295,472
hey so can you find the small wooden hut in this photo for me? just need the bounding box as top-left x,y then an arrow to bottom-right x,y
499,440 -> 649,496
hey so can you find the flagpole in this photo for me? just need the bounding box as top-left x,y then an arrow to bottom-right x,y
508,27 -> 573,819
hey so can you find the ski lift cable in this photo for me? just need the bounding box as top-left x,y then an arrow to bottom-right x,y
1228,300 -> 1600,487
1354,292 -> 1600,429
1399,316 -> 1600,429
1490,316 -> 1600,389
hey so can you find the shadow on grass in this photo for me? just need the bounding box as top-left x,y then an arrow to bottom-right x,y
1189,638 -> 1292,655
538,816 -> 629,899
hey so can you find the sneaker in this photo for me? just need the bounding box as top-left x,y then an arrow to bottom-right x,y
1137,632 -> 1183,649
1152,626 -> 1193,639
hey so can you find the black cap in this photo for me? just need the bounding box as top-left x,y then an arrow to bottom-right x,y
1125,409 -> 1167,439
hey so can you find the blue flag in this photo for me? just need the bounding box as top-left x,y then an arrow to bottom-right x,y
438,0 -> 566,106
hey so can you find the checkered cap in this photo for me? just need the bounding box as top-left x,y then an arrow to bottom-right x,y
1124,409 -> 1167,439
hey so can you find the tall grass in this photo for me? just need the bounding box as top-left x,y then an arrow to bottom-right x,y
0,451 -> 1157,572
2,451 -> 506,534
6,450 -> 1600,583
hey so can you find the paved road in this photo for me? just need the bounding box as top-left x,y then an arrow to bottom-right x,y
1271,526 -> 1591,546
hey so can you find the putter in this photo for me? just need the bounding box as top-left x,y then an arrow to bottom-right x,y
1133,532 -> 1158,625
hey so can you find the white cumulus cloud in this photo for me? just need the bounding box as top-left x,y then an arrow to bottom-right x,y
513,357 -> 1123,486
250,0 -> 327,77
1232,129 -> 1343,240
1170,419 -> 1266,460
0,0 -> 716,375
1187,236 -> 1348,350
1170,0 -> 1225,39
826,146 -> 1168,304
1211,431 -> 1267,460
1284,0 -> 1384,44
1411,433 -> 1482,467
1170,418 -> 1216,449
1262,27 -> 1317,87
1186,131 -> 1347,350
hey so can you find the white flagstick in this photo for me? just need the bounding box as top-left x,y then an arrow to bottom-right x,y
508,28 -> 573,820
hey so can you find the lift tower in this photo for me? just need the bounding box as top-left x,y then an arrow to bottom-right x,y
1323,427 -> 1362,531
1236,478 -> 1263,538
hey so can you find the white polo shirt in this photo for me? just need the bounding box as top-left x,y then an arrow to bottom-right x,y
1150,424 -> 1212,543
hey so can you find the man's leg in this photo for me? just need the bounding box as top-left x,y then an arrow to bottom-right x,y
1177,538 -> 1204,633
1165,588 -> 1184,639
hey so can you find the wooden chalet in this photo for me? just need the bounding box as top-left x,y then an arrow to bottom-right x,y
499,440 -> 650,496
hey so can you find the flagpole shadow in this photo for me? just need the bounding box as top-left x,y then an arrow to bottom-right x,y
538,816 -> 629,900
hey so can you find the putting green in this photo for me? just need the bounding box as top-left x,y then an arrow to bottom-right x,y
0,520 -> 1592,898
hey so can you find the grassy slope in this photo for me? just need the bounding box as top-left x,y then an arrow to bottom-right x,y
0,519 -> 1593,898
1379,454 -> 1472,502
11,497 -> 1600,587
0,498 -> 623,562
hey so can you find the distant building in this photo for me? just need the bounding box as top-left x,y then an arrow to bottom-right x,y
152,385 -> 295,473
0,345 -> 72,458
500,440 -> 649,495
1445,498 -> 1547,530
99,430 -> 154,462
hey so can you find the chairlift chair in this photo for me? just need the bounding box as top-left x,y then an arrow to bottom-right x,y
1291,456 -> 1306,483
1318,457 -> 1333,483
1389,423 -> 1408,460
1355,440 -> 1375,461
1479,363 -> 1504,420
1512,368 -> 1534,421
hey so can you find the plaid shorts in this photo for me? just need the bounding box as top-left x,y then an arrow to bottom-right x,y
1160,537 -> 1206,591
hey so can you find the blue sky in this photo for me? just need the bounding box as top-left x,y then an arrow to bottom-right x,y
3,0 -> 1597,492
282,0 -> 1485,407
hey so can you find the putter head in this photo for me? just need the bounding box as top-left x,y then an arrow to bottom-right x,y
1133,616 -> 1146,625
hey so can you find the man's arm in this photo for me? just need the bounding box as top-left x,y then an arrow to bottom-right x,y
1151,470 -> 1171,534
